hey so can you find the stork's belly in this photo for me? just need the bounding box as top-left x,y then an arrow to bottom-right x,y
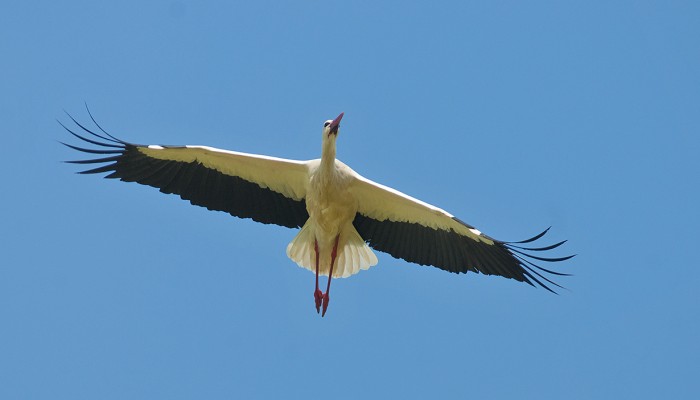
317,207 -> 351,235
306,196 -> 357,243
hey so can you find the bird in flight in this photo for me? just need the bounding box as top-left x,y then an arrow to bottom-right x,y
62,108 -> 573,316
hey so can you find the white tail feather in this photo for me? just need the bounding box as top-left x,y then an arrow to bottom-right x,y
286,222 -> 378,278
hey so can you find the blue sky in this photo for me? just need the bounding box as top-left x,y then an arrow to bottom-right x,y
1,1 -> 699,398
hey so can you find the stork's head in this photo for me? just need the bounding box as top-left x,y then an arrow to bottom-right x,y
322,112 -> 344,140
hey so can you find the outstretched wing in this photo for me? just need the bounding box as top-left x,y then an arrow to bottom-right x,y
61,112 -> 310,228
349,174 -> 573,292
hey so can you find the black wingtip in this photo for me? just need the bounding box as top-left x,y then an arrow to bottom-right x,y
498,227 -> 574,293
63,109 -> 122,145
59,141 -> 122,155
58,119 -> 123,149
507,227 -> 551,244
508,239 -> 568,252
60,108 -> 130,175
84,103 -> 126,144
76,163 -> 118,174
509,248 -> 576,263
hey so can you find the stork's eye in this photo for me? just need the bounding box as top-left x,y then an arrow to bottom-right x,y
324,121 -> 331,127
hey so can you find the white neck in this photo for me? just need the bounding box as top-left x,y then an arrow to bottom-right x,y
320,135 -> 337,175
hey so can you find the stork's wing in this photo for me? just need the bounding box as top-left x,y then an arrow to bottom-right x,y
61,113 -> 310,228
349,175 -> 573,291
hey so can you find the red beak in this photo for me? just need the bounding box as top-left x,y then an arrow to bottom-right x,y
328,112 -> 344,135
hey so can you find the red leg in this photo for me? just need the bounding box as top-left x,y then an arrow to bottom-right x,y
322,235 -> 340,317
314,239 -> 323,313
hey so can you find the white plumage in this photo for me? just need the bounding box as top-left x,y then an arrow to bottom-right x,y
63,109 -> 572,316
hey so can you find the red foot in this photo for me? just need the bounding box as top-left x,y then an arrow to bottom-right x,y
321,293 -> 330,317
314,289 -> 323,313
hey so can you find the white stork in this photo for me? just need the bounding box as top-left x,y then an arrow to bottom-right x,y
62,109 -> 572,316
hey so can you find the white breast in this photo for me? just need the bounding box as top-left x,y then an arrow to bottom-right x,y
305,160 -> 358,242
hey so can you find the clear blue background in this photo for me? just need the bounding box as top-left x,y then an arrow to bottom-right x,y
1,1 -> 698,398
